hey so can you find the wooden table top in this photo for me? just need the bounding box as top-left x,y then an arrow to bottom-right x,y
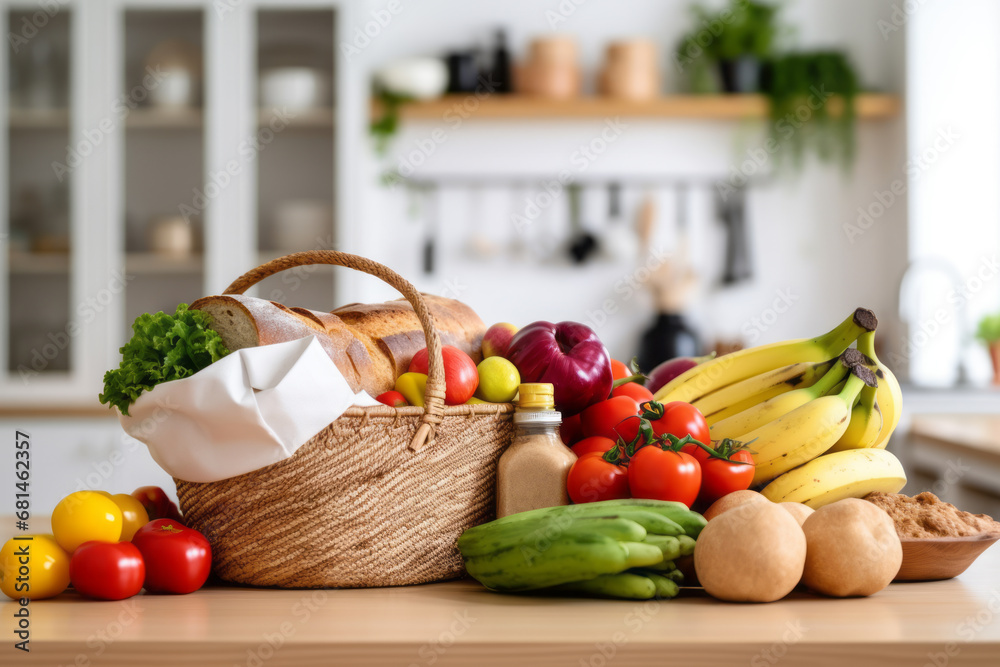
910,414 -> 1000,463
6,539 -> 1000,667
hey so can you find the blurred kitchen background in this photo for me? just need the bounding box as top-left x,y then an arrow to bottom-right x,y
2,0 -> 999,515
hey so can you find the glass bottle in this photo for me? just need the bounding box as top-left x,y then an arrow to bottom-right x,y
496,383 -> 577,518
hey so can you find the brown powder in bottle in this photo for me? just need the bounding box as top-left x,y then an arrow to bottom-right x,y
496,383 -> 577,518
864,491 -> 1000,539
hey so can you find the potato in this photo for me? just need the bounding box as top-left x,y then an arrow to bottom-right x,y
703,489 -> 770,521
779,502 -> 814,527
694,501 -> 806,602
801,498 -> 902,597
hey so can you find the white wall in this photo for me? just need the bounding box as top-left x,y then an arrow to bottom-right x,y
906,0 -> 1000,386
341,0 -> 910,364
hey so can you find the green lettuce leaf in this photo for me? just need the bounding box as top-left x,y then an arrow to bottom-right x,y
100,303 -> 230,415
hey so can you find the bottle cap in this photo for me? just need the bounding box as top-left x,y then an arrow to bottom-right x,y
517,383 -> 555,410
513,409 -> 562,425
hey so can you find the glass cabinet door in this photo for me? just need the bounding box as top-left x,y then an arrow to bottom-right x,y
5,7 -> 73,377
121,8 -> 205,340
254,8 -> 336,310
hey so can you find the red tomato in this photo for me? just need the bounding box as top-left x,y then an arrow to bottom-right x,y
408,346 -> 479,405
682,442 -> 755,506
131,519 -> 212,595
615,401 -> 709,447
567,452 -> 630,503
571,436 -> 617,457
580,396 -> 640,441
627,446 -> 702,508
69,541 -> 145,601
375,390 -> 408,407
131,486 -> 183,522
610,359 -> 630,380
560,413 -> 583,445
611,382 -> 654,404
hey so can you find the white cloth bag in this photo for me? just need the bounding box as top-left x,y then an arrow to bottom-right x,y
119,336 -> 379,483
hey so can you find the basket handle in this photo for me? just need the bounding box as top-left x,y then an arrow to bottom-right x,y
223,250 -> 446,452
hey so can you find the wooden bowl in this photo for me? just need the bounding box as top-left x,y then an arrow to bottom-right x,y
894,533 -> 1000,582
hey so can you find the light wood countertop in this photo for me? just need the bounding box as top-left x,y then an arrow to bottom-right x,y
910,415 -> 1000,464
6,539 -> 1000,666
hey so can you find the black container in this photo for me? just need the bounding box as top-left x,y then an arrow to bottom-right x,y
446,50 -> 479,93
637,313 -> 700,372
718,56 -> 763,93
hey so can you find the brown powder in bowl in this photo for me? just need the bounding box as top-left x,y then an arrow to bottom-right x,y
864,491 -> 1000,539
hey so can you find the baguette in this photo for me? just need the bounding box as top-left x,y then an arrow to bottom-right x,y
190,294 -> 485,397
332,294 -> 485,378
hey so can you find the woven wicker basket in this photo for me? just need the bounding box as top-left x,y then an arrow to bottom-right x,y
174,251 -> 514,588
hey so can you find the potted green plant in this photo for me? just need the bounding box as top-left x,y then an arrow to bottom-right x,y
976,313 -> 1000,385
677,0 -> 780,93
763,51 -> 859,169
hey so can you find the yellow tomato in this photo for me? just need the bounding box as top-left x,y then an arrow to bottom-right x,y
0,535 -> 71,600
51,491 -> 122,553
111,493 -> 149,541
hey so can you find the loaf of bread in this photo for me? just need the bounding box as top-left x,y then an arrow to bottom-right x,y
189,294 -> 485,397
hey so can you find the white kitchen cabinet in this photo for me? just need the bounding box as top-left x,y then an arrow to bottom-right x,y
0,0 -> 351,410
0,416 -> 177,513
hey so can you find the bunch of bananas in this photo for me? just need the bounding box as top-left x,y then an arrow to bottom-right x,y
458,499 -> 706,599
653,308 -> 907,509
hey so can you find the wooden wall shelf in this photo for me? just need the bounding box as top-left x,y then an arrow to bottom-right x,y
376,94 -> 900,121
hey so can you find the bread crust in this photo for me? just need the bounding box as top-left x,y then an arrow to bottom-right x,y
190,294 -> 486,397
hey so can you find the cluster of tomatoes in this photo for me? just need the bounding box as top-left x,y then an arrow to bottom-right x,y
0,486 -> 211,602
561,360 -> 755,510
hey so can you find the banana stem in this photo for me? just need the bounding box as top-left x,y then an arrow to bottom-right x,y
839,366 -> 877,404
809,358 -> 851,397
815,308 -> 878,358
858,384 -> 878,410
857,330 -> 879,363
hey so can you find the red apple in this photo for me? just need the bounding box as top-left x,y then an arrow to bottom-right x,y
131,485 -> 183,522
505,321 -> 613,417
482,322 -> 519,358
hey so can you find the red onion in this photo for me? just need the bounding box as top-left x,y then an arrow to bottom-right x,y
646,353 -> 716,395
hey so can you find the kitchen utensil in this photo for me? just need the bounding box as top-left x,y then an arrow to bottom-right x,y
149,215 -> 194,256
260,67 -> 330,110
507,183 -> 531,261
599,39 -> 659,100
601,182 -> 639,261
272,200 -> 333,251
422,184 -> 439,274
895,534 -> 1000,582
463,185 -> 500,260
375,58 -> 448,100
146,41 -> 202,109
635,191 -> 701,369
716,185 -> 753,285
566,183 -> 598,264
